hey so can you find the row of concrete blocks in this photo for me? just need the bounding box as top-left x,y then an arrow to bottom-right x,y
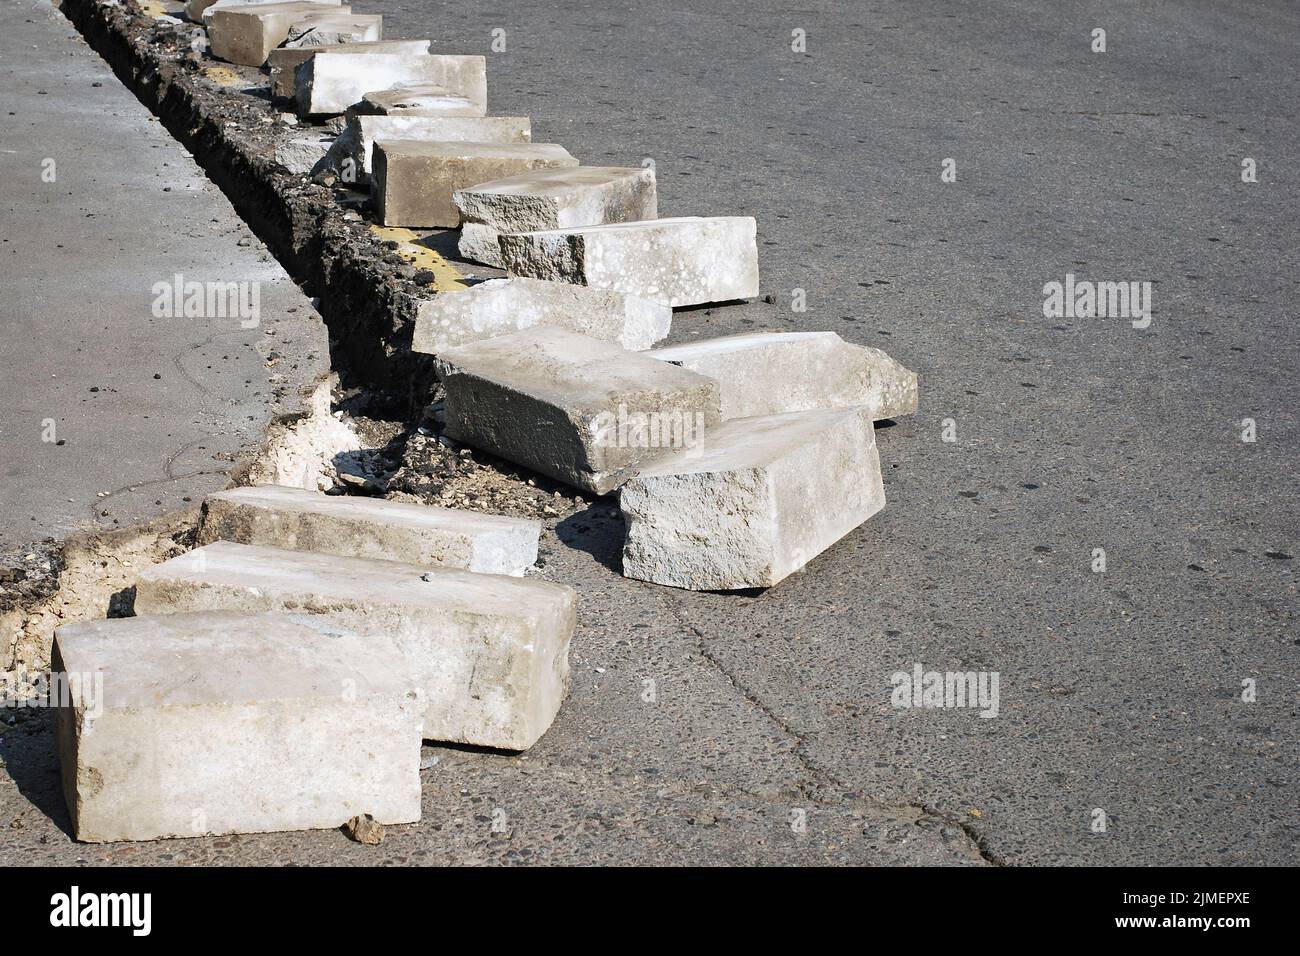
56,485 -> 577,842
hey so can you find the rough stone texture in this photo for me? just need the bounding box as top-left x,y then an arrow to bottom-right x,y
649,331 -> 919,421
373,141 -> 577,229
499,216 -> 760,307
295,52 -> 487,117
268,40 -> 431,102
281,13 -> 383,49
135,542 -> 577,751
453,166 -> 658,268
435,327 -> 721,494
190,0 -> 341,23
53,610 -> 422,842
272,132 -> 335,175
209,3 -> 354,67
412,277 -> 671,354
357,83 -> 484,117
334,115 -> 532,185
620,406 -> 886,590
199,483 -> 540,575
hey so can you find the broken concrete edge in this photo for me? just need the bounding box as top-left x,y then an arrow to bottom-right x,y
0,372 -> 336,687
62,0 -> 441,412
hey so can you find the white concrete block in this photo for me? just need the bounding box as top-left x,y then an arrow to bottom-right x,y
135,542 -> 577,751
199,484 -> 540,575
209,2 -> 353,67
357,83 -> 484,117
499,216 -> 760,307
412,277 -> 671,354
53,610 -> 422,842
620,406 -> 886,589
268,40 -> 431,101
295,52 -> 487,117
435,327 -> 721,494
334,114 -> 531,184
453,166 -> 657,268
649,331 -> 918,420
373,141 -> 576,228
191,0 -> 341,24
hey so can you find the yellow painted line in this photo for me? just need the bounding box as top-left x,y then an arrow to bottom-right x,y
202,66 -> 245,89
139,1 -> 170,16
369,225 -> 468,292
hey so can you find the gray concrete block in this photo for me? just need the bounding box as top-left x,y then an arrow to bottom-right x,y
209,2 -> 353,67
412,277 -> 672,354
435,327 -> 721,494
268,40 -> 431,102
335,114 -> 532,184
53,610 -> 422,842
373,141 -> 577,228
499,216 -> 760,307
453,166 -> 657,268
620,406 -> 886,590
357,83 -> 485,117
199,484 -> 540,575
295,52 -> 487,117
272,132 -> 336,175
649,331 -> 918,421
135,542 -> 577,751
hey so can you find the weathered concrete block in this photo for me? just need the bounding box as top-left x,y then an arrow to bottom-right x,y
335,114 -> 532,184
620,406 -> 886,590
273,132 -> 335,175
373,141 -> 577,228
412,278 -> 671,354
295,52 -> 487,117
209,2 -> 353,67
357,83 -> 484,117
453,166 -> 657,268
135,542 -> 577,750
435,327 -> 721,494
650,331 -> 918,421
499,216 -> 760,307
199,484 -> 540,575
269,40 -> 431,102
281,13 -> 383,49
53,610 -> 422,842
190,0 -> 341,24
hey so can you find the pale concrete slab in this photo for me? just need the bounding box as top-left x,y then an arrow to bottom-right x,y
499,216 -> 760,307
620,406 -> 886,590
649,331 -> 918,421
412,277 -> 671,354
134,541 -> 577,751
282,13 -> 383,49
357,83 -> 483,117
454,166 -> 657,268
295,52 -> 486,117
199,484 -> 540,575
190,0 -> 340,23
209,3 -> 353,66
53,610 -> 422,842
268,39 -> 431,101
435,327 -> 721,494
333,114 -> 531,184
373,140 -> 576,228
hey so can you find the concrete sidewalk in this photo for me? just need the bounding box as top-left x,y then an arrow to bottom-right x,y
0,0 -> 325,562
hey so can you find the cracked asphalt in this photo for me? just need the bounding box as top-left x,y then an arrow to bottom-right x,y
2,0 -> 1297,865
0,0 -> 325,562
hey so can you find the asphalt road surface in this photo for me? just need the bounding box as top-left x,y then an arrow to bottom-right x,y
1,0 -> 1295,866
